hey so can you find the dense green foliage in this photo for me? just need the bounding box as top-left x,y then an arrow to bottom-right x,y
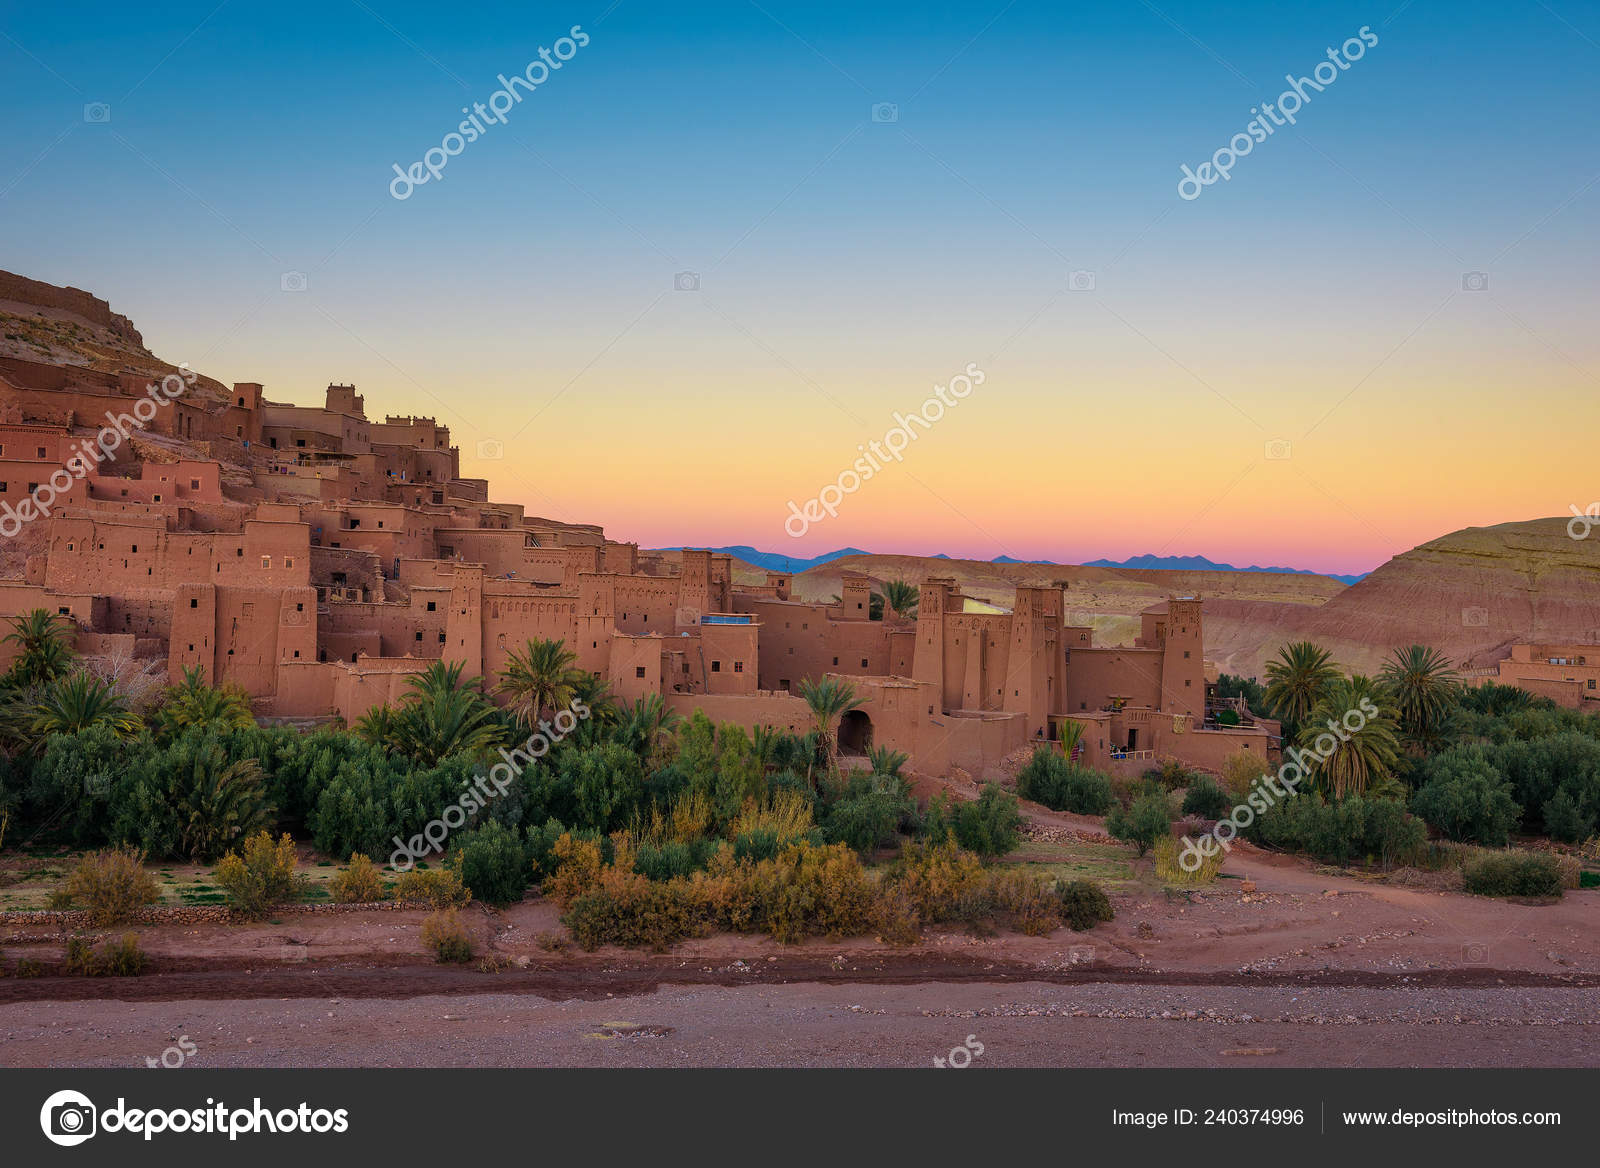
1015,747 -> 1114,815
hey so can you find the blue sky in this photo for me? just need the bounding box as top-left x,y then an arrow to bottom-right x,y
2,1 -> 1596,572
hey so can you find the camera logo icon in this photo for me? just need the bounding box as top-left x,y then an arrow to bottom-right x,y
1461,271 -> 1489,292
871,102 -> 898,123
476,438 -> 504,460
1264,439 -> 1292,461
40,1089 -> 97,1146
83,102 -> 111,124
1068,269 -> 1096,292
1462,943 -> 1489,964
280,271 -> 308,293
1462,606 -> 1489,627
674,271 -> 700,292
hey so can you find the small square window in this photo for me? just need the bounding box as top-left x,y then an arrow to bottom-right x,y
733,662 -> 744,673
711,661 -> 721,672
635,666 -> 646,679
190,598 -> 199,609
261,556 -> 271,569
861,658 -> 869,668
426,601 -> 436,612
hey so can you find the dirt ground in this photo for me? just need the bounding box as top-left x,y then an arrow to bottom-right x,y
2,804 -> 1595,1067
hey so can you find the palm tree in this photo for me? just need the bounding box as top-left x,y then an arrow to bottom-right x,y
394,661 -> 505,765
157,666 -> 256,736
495,638 -> 581,730
566,671 -> 617,746
798,676 -> 863,777
176,754 -> 272,862
32,672 -> 142,743
868,744 -> 908,778
1263,641 -> 1340,736
880,580 -> 920,620
1298,674 -> 1401,799
353,703 -> 403,752
3,609 -> 75,686
1379,644 -> 1461,748
613,693 -> 681,763
1057,717 -> 1086,762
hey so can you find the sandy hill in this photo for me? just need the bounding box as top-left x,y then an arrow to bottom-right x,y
1200,517 -> 1600,677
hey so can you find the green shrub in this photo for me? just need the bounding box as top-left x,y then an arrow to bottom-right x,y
1180,776 -> 1231,820
1059,880 -> 1114,930
328,853 -> 388,903
1107,790 -> 1171,856
821,775 -> 914,855
421,909 -> 474,962
916,793 -> 954,846
451,820 -> 530,905
1411,748 -> 1522,846
1248,795 -> 1426,868
1542,789 -> 1591,844
62,936 -> 95,975
1462,851 -> 1563,898
950,785 -> 1023,859
94,934 -> 148,976
525,818 -> 569,880
62,933 -> 147,976
730,829 -> 781,864
392,865 -> 471,909
1487,732 -> 1600,838
1143,758 -> 1195,790
1015,748 -> 1114,815
214,832 -> 302,919
60,846 -> 160,926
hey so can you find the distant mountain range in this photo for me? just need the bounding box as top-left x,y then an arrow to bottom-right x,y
1081,553 -> 1367,586
686,545 -> 1365,584
690,546 -> 872,573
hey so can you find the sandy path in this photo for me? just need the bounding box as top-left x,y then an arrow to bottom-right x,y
3,980 -> 1596,1068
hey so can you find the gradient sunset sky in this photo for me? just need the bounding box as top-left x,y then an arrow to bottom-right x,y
2,0 -> 1596,576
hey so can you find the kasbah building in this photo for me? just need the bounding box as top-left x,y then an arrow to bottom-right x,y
0,338 -> 1281,780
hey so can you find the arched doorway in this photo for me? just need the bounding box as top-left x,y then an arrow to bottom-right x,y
838,710 -> 873,755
